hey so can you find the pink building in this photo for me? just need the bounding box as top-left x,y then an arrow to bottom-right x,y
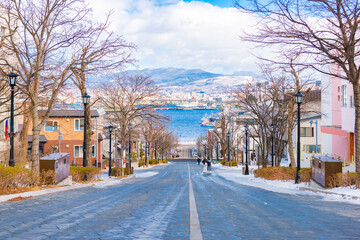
321,65 -> 355,163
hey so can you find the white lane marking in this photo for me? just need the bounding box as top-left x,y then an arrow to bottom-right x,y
188,163 -> 203,240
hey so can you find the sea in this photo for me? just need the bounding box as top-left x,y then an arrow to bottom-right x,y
158,109 -> 220,145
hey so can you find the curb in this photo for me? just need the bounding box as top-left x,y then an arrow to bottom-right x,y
0,175 -> 134,203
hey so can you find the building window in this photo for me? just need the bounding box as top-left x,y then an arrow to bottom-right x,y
74,119 -> 84,131
300,127 -> 314,137
0,121 -> 4,140
342,85 -> 347,107
350,96 -> 355,108
56,161 -> 58,169
0,26 -> 5,37
304,145 -> 321,153
74,145 -> 83,158
44,121 -> 58,132
92,145 -> 96,157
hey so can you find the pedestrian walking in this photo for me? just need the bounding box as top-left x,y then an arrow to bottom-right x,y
197,157 -> 201,165
206,157 -> 212,173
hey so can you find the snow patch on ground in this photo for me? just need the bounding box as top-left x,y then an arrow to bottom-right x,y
212,163 -> 360,205
135,171 -> 159,178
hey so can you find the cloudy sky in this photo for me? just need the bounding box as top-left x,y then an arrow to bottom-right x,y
88,0 -> 263,75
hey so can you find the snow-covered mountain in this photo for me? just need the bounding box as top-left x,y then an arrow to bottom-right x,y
125,67 -> 256,92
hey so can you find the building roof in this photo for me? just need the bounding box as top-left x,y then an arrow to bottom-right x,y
39,109 -> 100,118
28,135 -> 47,143
41,153 -> 69,160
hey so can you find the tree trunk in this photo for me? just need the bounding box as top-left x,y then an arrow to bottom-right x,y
30,104 -> 40,174
354,82 -> 360,174
18,111 -> 31,163
287,101 -> 296,167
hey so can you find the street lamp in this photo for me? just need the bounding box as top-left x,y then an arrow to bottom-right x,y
108,125 -> 113,177
216,140 -> 219,162
144,131 -> 148,167
227,131 -> 230,163
245,124 -> 249,175
295,91 -> 303,184
309,120 -> 318,154
82,92 -> 90,180
8,73 -> 18,167
128,123 -> 132,173
270,123 -> 274,167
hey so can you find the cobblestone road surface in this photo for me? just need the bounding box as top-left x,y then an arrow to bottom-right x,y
0,162 -> 359,239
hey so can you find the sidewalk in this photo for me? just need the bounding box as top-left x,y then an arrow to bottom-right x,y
0,164 -> 162,204
0,175 -> 132,203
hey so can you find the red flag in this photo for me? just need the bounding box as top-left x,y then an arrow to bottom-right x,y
4,119 -> 8,140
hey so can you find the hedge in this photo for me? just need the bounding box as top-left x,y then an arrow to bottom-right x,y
111,167 -> 133,176
220,160 -> 238,167
0,165 -> 55,194
254,167 -> 312,182
70,166 -> 101,182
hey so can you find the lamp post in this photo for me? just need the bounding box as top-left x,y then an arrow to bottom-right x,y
128,123 -> 132,173
295,91 -> 303,184
154,139 -> 157,160
309,120 -> 318,154
82,93 -> 90,181
216,141 -> 219,162
271,123 -> 274,167
245,124 -> 249,175
227,131 -> 230,163
108,125 -> 113,177
8,73 -> 18,167
144,132 -> 148,167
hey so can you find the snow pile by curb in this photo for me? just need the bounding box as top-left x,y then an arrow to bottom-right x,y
212,163 -> 360,205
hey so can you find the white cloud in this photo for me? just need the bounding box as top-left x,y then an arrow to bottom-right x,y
87,0 -> 265,74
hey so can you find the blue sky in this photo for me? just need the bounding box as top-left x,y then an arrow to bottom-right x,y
183,0 -> 235,8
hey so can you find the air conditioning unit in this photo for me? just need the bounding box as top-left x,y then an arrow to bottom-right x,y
66,145 -> 69,148
66,118 -> 69,121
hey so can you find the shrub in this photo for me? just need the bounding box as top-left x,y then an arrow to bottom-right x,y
220,160 -> 237,167
299,168 -> 312,182
70,167 -> 101,182
138,161 -> 145,167
40,169 -> 55,185
161,160 -> 168,164
254,167 -> 296,181
111,167 -> 123,177
0,165 -> 39,193
149,159 -> 159,165
328,172 -> 359,188
111,167 -> 133,176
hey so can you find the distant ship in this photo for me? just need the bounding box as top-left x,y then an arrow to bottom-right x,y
201,113 -> 217,127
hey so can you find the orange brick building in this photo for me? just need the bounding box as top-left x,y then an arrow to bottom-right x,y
28,109 -> 103,166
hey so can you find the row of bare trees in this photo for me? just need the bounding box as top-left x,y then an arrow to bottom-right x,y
235,0 -> 360,173
96,74 -> 178,165
0,0 -> 134,173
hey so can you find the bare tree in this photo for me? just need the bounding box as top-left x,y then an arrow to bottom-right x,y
97,75 -> 160,165
70,13 -> 135,166
235,0 -> 360,173
212,105 -> 231,160
156,131 -> 178,161
232,76 -> 291,167
0,0 -> 91,172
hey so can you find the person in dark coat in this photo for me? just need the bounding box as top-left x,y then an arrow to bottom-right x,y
197,157 -> 201,165
206,157 -> 211,172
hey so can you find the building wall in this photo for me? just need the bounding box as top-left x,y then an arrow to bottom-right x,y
320,65 -> 355,163
28,116 -> 102,165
